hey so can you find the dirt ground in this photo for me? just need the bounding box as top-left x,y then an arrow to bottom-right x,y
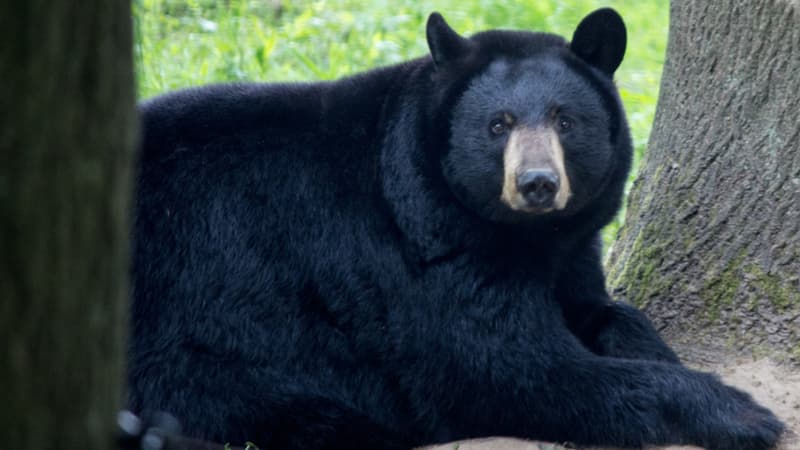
422,357 -> 800,450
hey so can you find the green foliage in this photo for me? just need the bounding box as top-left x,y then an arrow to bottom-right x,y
133,0 -> 668,248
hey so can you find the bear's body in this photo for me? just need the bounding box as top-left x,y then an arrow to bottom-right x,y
130,9 -> 783,450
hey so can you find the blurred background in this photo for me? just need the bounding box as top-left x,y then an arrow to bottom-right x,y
133,0 -> 669,246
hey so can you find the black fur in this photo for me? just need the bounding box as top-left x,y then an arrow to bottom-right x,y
570,8 -> 627,75
130,9 -> 783,450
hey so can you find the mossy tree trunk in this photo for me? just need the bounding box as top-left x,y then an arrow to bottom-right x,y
0,1 -> 136,448
608,0 -> 800,363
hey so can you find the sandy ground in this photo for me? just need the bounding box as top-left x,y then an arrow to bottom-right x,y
422,357 -> 800,450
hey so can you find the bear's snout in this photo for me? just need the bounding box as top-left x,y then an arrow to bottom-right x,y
500,126 -> 572,213
517,169 -> 559,209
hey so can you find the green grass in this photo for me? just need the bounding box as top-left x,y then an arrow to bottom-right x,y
133,0 -> 668,249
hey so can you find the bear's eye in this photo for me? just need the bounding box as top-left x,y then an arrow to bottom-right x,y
489,119 -> 508,135
558,116 -> 574,132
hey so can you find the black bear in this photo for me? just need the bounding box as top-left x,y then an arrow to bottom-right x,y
130,8 -> 784,450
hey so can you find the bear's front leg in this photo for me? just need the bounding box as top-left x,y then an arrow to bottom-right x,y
556,235 -> 680,363
590,300 -> 682,363
524,348 -> 785,450
399,298 -> 783,450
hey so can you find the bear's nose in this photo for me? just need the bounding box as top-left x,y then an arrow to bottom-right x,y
516,169 -> 559,209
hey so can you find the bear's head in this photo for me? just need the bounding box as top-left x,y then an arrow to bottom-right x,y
428,9 -> 631,227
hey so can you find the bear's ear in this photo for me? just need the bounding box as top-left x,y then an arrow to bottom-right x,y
570,8 -> 627,76
426,12 -> 471,69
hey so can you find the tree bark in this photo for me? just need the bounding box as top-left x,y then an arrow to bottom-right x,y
0,1 -> 136,448
607,0 -> 800,363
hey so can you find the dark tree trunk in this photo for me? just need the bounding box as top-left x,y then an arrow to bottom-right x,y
0,1 -> 136,448
608,1 -> 800,363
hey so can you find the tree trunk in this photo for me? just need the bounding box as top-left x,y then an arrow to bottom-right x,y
0,1 -> 136,448
608,0 -> 800,363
